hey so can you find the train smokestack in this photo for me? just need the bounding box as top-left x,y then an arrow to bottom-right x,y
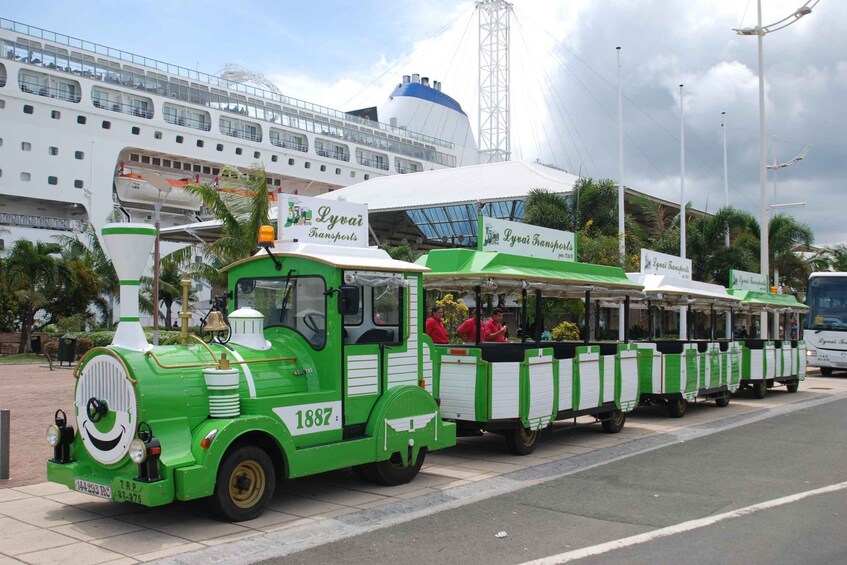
101,223 -> 157,351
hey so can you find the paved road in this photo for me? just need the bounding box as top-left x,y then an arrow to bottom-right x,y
3,365 -> 845,563
253,395 -> 847,565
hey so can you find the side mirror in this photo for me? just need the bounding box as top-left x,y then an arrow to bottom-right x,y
338,285 -> 360,316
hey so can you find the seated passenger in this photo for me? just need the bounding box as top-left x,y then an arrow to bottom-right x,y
483,308 -> 508,342
425,306 -> 449,344
456,308 -> 478,343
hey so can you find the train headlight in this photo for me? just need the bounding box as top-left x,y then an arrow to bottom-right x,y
129,439 -> 147,464
46,424 -> 61,447
133,422 -> 162,482
807,350 -> 815,357
49,409 -> 75,464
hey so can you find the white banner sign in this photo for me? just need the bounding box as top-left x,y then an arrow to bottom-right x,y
730,269 -> 769,292
277,195 -> 368,247
479,216 -> 576,261
640,249 -> 692,280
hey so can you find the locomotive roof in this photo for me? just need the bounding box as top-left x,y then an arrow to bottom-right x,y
417,249 -> 643,297
221,241 -> 430,273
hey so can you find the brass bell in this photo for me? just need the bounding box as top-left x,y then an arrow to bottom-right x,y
204,310 -> 229,332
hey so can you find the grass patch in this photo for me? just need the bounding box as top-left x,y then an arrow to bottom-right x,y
0,353 -> 45,364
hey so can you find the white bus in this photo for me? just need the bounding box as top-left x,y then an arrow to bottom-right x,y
804,272 -> 847,375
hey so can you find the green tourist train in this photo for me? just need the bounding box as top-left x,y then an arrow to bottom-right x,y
45,206 -> 810,521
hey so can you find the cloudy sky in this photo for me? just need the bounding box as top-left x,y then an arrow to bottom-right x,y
4,1 -> 844,243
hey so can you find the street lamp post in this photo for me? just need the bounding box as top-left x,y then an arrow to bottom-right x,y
734,0 -> 816,339
137,172 -> 172,346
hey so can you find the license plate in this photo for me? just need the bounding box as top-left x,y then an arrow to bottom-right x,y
75,479 -> 112,499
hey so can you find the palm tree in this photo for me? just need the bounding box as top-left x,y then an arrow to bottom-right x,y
812,244 -> 847,272
140,260 -> 198,328
522,188 -> 575,233
522,178 -> 641,268
170,164 -> 273,289
769,214 -> 813,293
687,207 -> 759,285
3,240 -> 73,352
55,223 -> 120,327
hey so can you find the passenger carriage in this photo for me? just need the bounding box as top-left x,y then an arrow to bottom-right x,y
627,270 -> 742,417
417,248 -> 644,455
728,289 -> 808,398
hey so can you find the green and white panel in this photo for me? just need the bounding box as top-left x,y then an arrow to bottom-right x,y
764,343 -> 776,380
421,342 -> 433,392
662,351 -> 687,394
639,343 -> 662,394
797,341 -> 807,378
781,342 -> 793,378
708,343 -> 721,389
439,354 -> 478,421
576,349 -> 601,411
558,357 -> 574,411
387,280 -> 421,389
602,353 -> 615,404
748,348 -> 765,381
618,347 -> 639,410
526,352 -> 555,429
683,343 -> 699,397
491,362 -> 521,419
346,354 -> 379,397
728,343 -> 741,390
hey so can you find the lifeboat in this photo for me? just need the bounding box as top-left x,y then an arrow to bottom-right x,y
114,172 -> 204,211
115,170 -> 280,211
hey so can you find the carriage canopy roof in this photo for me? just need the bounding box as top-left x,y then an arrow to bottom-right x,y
627,273 -> 741,310
727,289 -> 808,312
417,249 -> 643,298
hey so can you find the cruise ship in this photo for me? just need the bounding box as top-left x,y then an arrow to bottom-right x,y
0,18 -> 479,249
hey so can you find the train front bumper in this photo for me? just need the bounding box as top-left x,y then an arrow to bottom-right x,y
47,459 -> 175,507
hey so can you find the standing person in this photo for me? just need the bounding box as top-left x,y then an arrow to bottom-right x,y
425,306 -> 449,344
456,307 -> 478,343
483,308 -> 508,342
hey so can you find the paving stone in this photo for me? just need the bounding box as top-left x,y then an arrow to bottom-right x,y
0,529 -> 78,557
49,517 -> 144,542
14,541 -> 124,565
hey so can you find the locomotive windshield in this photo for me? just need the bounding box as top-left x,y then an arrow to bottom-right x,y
805,276 -> 847,331
236,276 -> 327,347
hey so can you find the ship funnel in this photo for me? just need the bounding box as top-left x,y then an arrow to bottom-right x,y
421,77 -> 429,87
412,73 -> 420,83
101,223 -> 157,351
402,74 -> 410,84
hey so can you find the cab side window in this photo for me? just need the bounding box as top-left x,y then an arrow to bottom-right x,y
343,279 -> 402,345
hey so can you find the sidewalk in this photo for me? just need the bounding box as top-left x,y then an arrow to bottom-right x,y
1,365 -> 845,564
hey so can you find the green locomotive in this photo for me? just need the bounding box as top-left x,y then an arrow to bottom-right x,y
46,217 -> 455,521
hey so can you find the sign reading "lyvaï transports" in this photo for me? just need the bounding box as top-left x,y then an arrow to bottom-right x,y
640,249 -> 692,280
479,216 -> 576,261
277,194 -> 368,247
729,269 -> 769,292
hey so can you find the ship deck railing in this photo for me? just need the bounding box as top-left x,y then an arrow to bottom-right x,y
1,17 -> 456,151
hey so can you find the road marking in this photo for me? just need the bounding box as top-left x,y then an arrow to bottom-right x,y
522,480 -> 847,564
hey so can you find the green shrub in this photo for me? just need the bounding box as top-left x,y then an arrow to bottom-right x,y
75,338 -> 94,358
551,321 -> 581,341
42,338 -> 59,359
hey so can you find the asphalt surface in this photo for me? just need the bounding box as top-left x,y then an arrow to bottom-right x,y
256,395 -> 847,565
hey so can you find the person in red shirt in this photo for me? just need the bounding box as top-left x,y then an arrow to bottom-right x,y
425,306 -> 449,344
456,307 -> 478,343
483,308 -> 508,342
